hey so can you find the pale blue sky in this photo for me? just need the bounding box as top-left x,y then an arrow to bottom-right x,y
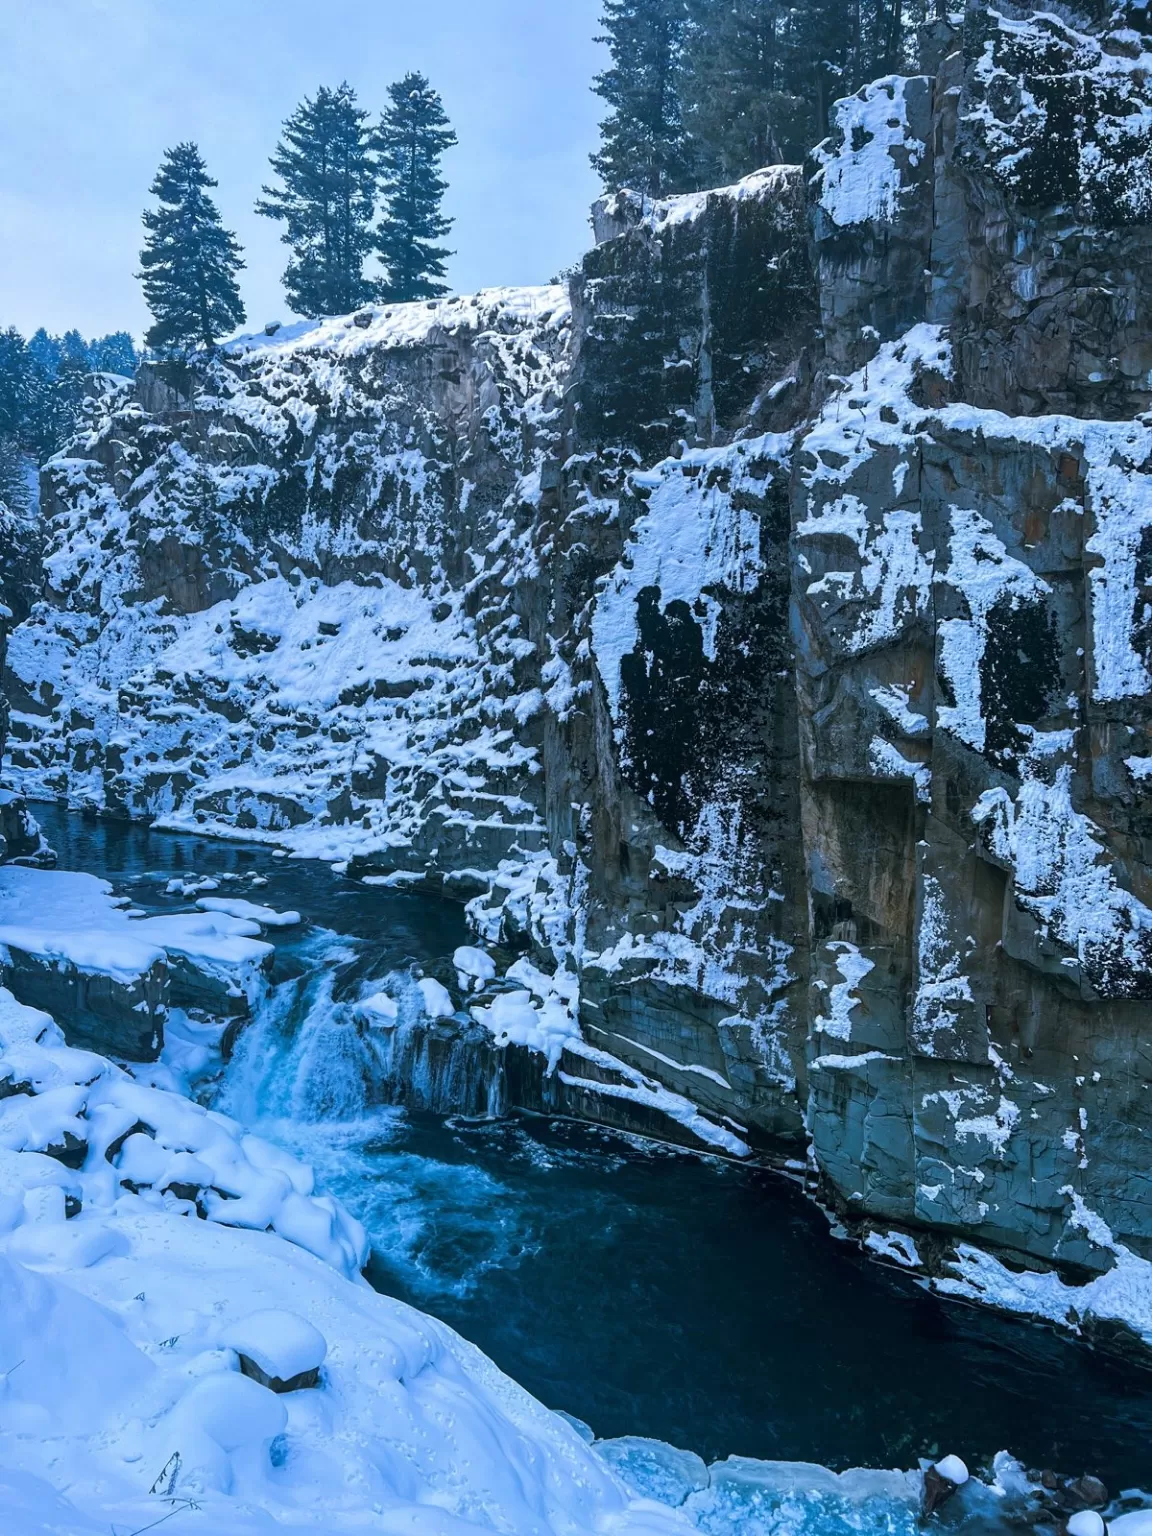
0,0 -> 606,339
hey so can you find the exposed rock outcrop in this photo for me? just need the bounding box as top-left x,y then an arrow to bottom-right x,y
6,0 -> 1152,1308
0,525 -> 48,866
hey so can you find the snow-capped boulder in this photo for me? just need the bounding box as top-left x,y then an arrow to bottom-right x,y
221,1308 -> 327,1392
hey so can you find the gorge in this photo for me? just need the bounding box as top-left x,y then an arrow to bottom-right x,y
3,1 -> 1152,1529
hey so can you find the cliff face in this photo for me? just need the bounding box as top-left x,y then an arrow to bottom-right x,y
7,1 -> 1152,1298
0,489 -> 47,865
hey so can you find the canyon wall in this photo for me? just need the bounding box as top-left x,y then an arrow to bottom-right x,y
6,1 -> 1152,1291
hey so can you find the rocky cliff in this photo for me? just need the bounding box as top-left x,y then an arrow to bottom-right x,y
7,0 -> 1152,1330
0,492 -> 47,865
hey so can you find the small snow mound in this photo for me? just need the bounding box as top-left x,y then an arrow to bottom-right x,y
418,977 -> 455,1019
170,1369 -> 288,1452
934,1455 -> 969,1486
454,946 -> 497,985
197,897 -> 301,928
1068,1514 -> 1107,1536
359,990 -> 399,1023
221,1309 -> 327,1381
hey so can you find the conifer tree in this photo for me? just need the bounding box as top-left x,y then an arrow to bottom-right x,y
374,73 -> 457,303
88,332 -> 140,376
257,84 -> 380,317
0,328 -> 32,443
592,0 -> 689,196
680,0 -> 801,182
138,143 -> 246,354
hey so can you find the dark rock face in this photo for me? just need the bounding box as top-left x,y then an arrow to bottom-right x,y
6,2 -> 1152,1291
0,946 -> 166,1061
0,526 -> 49,867
237,1356 -> 320,1395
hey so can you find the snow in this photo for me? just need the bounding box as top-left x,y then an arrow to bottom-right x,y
795,326 -> 946,656
469,958 -> 580,1069
604,165 -> 799,235
197,897 -> 302,929
0,866 -> 273,1003
1069,1512 -> 1107,1536
810,1051 -> 897,1072
973,764 -> 1152,995
864,1230 -> 921,1269
937,506 -> 1050,753
1112,1516 -> 1152,1536
592,434 -> 790,721
813,942 -> 874,1042
869,684 -> 929,738
453,945 -> 497,985
225,285 -> 571,362
220,1308 -> 327,1380
962,6 -> 1152,223
1084,460 -> 1152,701
931,1198 -> 1152,1353
813,75 -> 925,228
934,1455 -> 969,1486
0,983 -> 695,1536
417,976 -> 454,1019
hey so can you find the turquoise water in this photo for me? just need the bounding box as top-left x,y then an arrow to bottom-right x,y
31,802 -> 1152,1488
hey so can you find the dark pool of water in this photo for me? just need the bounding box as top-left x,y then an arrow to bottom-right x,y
27,801 -> 1152,1490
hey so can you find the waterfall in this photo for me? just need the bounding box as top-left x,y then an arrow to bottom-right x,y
216,943 -> 509,1132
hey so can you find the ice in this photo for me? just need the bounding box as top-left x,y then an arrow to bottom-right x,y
596,1436 -> 710,1508
683,1457 -> 921,1536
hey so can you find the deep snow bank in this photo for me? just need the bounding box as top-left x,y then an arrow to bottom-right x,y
0,982 -> 694,1536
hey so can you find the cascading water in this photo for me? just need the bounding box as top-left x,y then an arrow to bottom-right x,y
211,937 -> 534,1305
217,938 -> 508,1131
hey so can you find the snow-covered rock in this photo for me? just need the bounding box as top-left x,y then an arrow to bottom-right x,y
220,1307 -> 327,1390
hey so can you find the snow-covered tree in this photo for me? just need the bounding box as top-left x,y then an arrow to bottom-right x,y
257,84 -> 380,318
138,143 -> 246,354
374,73 -> 457,303
591,0 -> 689,196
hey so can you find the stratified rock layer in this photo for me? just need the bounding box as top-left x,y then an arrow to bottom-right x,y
6,2 -> 1152,1288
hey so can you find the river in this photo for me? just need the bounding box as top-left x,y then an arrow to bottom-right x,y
31,801 -> 1152,1490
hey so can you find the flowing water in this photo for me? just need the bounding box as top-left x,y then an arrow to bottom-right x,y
31,803 -> 1152,1489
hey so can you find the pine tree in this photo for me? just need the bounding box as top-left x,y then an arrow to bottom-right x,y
680,0 -> 803,182
0,328 -> 32,442
257,84 -> 380,318
592,0 -> 689,196
374,73 -> 457,303
88,332 -> 140,376
138,143 -> 246,354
